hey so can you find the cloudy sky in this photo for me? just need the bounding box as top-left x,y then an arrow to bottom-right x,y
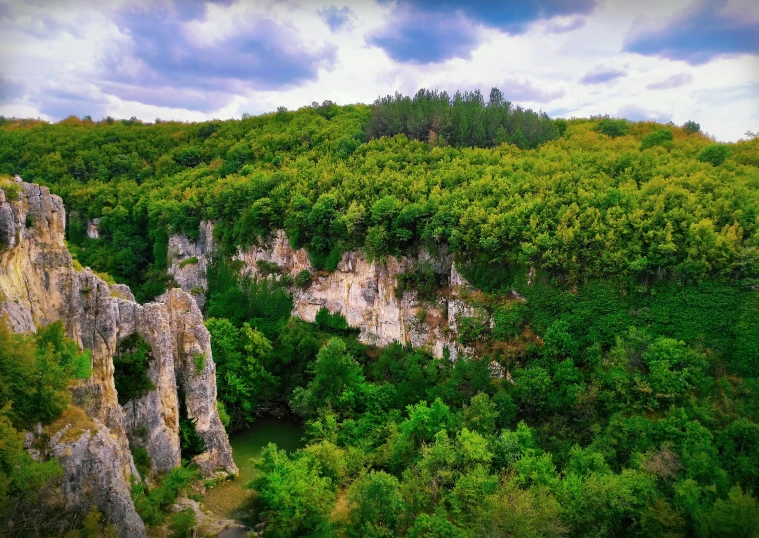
0,0 -> 757,141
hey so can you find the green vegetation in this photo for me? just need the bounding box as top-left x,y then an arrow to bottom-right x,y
698,143 -> 731,166
0,319 -> 91,430
0,318 -> 93,533
1,90 -> 758,537
113,334 -> 154,405
294,270 -> 312,289
178,256 -> 198,268
132,447 -> 152,479
365,88 -> 559,149
168,508 -> 196,538
597,117 -> 629,138
131,464 -> 198,526
193,353 -> 206,375
0,176 -> 20,201
395,262 -> 448,301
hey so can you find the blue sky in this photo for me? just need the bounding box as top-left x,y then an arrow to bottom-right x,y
0,0 -> 757,141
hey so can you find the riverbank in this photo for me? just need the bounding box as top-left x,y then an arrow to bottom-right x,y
202,417 -> 306,527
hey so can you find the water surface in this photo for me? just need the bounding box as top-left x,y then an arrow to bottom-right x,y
203,417 -> 305,525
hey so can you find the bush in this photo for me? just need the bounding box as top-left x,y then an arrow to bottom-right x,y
169,509 -> 195,538
179,415 -> 206,458
256,259 -> 282,276
193,353 -> 205,375
1,179 -> 20,201
295,270 -> 313,289
698,144 -> 730,166
132,465 -> 198,525
179,256 -> 198,269
598,118 -> 629,138
492,302 -> 528,340
0,319 -> 92,430
315,307 -> 350,333
395,263 -> 448,301
641,129 -> 674,150
114,334 -> 155,405
132,447 -> 152,478
683,120 -> 701,134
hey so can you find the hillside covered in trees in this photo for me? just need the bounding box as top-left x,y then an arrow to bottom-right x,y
1,90 -> 759,537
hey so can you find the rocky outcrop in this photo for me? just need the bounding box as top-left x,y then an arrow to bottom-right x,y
167,220 -> 213,310
25,414 -> 145,538
235,230 -> 486,360
0,183 -> 235,536
86,217 -> 100,239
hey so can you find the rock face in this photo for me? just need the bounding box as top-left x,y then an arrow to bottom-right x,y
0,183 -> 236,536
167,220 -> 213,311
25,417 -> 146,538
235,230 -> 485,360
86,217 -> 100,239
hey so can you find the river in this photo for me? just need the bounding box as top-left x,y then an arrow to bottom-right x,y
203,417 -> 305,527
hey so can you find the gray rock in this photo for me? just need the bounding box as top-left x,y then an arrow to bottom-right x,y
235,229 -> 480,360
0,183 -> 236,535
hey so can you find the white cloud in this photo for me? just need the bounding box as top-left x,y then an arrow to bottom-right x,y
0,0 -> 756,141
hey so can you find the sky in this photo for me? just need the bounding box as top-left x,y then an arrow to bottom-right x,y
0,0 -> 757,141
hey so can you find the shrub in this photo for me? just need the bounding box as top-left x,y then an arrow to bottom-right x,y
132,465 -> 198,525
179,256 -> 198,269
492,302 -> 528,340
189,286 -> 204,296
698,144 -> 730,166
315,307 -> 350,333
295,269 -> 313,289
278,274 -> 294,287
598,118 -> 629,138
193,353 -> 205,375
169,509 -> 196,538
114,334 -> 155,405
1,180 -> 20,201
95,270 -> 117,285
641,129 -> 674,150
132,447 -> 152,479
395,263 -> 448,301
256,259 -> 282,276
0,319 -> 92,430
683,120 -> 701,134
179,415 -> 206,458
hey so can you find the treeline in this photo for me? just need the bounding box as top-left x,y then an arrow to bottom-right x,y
1,93 -> 756,304
365,88 -> 560,149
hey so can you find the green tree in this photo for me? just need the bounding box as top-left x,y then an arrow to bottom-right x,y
0,319 -> 91,429
251,445 -> 336,538
291,338 -> 364,417
683,120 -> 700,134
697,144 -> 730,166
348,471 -> 403,537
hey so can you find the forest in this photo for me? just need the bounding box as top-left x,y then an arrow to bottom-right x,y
1,88 -> 759,537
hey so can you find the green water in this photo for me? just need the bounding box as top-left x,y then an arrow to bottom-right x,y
203,417 -> 305,525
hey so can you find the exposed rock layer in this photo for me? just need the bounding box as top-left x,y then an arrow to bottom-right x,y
0,184 -> 235,536
234,230 -> 485,360
167,221 -> 213,311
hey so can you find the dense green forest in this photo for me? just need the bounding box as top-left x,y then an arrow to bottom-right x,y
1,89 -> 759,537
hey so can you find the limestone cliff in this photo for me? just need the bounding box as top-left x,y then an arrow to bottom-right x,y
167,221 -> 213,311
234,230 -> 486,361
0,183 -> 235,536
